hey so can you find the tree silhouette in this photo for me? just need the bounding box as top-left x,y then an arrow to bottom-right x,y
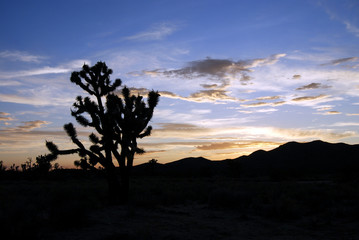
35,154 -> 53,173
45,62 -> 159,204
147,159 -> 158,175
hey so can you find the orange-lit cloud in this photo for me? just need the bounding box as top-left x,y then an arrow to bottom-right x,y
241,100 -> 286,108
195,141 -> 279,151
241,102 -> 270,107
292,94 -> 328,102
2,120 -> 50,132
128,87 -> 242,103
256,96 -> 281,101
0,112 -> 14,122
325,111 -> 341,115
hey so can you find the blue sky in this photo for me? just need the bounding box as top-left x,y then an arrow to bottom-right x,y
0,0 -> 359,168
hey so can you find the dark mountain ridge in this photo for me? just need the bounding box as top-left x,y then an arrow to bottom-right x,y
133,140 -> 359,179
234,140 -> 359,179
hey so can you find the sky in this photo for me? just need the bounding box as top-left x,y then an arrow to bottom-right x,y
0,0 -> 359,168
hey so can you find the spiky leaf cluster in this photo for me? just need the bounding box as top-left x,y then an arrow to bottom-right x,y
70,62 -> 122,96
106,87 -> 160,155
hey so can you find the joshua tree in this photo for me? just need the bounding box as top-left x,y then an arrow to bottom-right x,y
46,62 -> 159,204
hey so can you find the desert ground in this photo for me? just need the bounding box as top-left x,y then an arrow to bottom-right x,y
1,176 -> 359,240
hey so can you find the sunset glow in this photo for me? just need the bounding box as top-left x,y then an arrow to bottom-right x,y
0,0 -> 358,168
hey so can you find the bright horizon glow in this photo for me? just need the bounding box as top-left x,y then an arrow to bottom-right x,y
0,0 -> 358,168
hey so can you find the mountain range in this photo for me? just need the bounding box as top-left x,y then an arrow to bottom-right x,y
133,140 -> 359,180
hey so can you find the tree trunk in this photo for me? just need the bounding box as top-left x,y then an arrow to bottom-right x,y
119,165 -> 130,204
106,167 -> 122,205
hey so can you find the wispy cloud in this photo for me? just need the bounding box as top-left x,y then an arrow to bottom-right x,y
330,122 -> 359,127
296,82 -> 331,90
195,141 -> 278,151
125,22 -> 177,41
321,3 -> 359,38
320,57 -> 358,66
2,120 -> 49,132
256,96 -> 281,101
0,59 -> 91,79
292,94 -> 329,102
344,21 -> 359,38
0,86 -> 75,106
0,112 -> 14,122
0,50 -> 46,63
241,101 -> 286,108
316,111 -> 342,115
315,105 -> 334,111
128,87 -> 242,103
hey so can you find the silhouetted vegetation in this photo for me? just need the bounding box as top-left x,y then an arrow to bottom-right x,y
2,140 -> 359,238
43,62 -> 160,204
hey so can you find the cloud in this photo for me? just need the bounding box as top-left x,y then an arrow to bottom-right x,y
128,54 -> 286,103
201,84 -> 220,89
141,150 -> 166,155
0,59 -> 91,79
152,123 -> 211,139
0,116 -> 14,121
330,122 -> 359,127
195,141 -> 280,151
128,87 -> 242,103
136,54 -> 286,82
274,127 -> 355,140
241,102 -> 270,108
0,50 -> 46,63
190,109 -> 211,115
0,80 -> 21,86
187,89 -> 239,103
0,91 -> 74,106
125,22 -> 177,41
154,123 -> 208,133
296,82 -> 331,90
321,57 -> 358,66
3,120 -> 49,132
344,21 -> 359,38
17,120 -> 49,131
321,5 -> 359,38
315,106 -> 333,111
241,100 -> 286,108
256,96 -> 281,101
291,94 -> 328,102
196,142 -> 244,150
325,111 -> 341,115
0,112 -> 14,122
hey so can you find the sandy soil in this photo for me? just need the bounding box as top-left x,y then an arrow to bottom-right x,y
41,204 -> 359,240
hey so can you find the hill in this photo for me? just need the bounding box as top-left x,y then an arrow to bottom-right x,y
133,140 -> 359,179
235,140 -> 359,179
